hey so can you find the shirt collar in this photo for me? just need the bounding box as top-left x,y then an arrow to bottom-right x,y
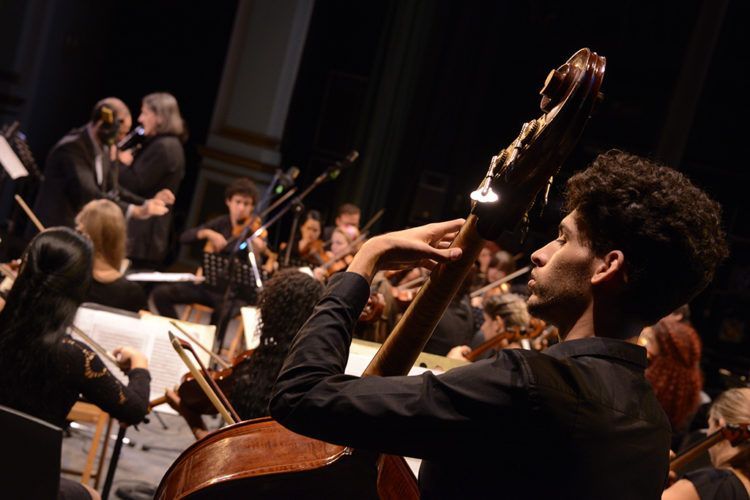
544,337 -> 648,370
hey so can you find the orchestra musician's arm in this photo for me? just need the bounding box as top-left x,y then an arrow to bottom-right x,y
269,221 -> 547,462
67,338 -> 151,425
179,215 -> 231,249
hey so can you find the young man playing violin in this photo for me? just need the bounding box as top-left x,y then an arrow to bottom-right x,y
270,151 -> 727,499
151,177 -> 266,323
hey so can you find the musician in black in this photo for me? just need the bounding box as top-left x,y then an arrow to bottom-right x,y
0,227 -> 150,500
270,151 -> 728,499
31,97 -> 173,235
118,92 -> 187,268
150,177 -> 264,324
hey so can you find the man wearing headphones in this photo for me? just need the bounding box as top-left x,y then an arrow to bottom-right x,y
32,97 -> 173,231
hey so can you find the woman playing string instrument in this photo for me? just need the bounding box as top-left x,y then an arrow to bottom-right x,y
0,228 -> 151,500
313,224 -> 362,281
165,269 -> 323,439
76,199 -> 148,312
663,388 -> 750,500
446,292 -> 531,361
270,209 -> 327,273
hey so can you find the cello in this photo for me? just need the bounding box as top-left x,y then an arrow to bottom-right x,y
156,48 -> 606,499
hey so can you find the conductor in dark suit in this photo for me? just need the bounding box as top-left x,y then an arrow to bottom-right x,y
32,97 -> 173,233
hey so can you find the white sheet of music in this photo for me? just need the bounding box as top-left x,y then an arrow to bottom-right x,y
0,136 -> 28,179
72,305 -> 215,414
125,272 -> 203,283
241,306 -> 262,351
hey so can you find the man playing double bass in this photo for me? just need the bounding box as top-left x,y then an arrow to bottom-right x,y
270,151 -> 728,499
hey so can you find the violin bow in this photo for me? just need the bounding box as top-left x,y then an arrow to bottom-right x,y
469,265 -> 532,298
169,320 -> 231,369
168,331 -> 240,425
14,194 -> 45,232
69,324 -> 121,368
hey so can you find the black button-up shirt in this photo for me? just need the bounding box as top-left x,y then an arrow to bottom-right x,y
271,273 -> 670,499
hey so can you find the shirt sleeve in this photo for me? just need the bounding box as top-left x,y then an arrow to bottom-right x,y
67,339 -> 151,425
270,272 -> 532,461
180,215 -> 229,244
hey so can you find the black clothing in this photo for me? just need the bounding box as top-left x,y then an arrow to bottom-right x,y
119,135 -> 185,266
151,214 -> 257,321
85,276 -> 148,313
270,272 -> 671,500
0,336 -> 150,428
33,126 -> 144,229
422,294 -> 476,356
684,467 -> 749,500
59,477 -> 92,500
151,281 -> 223,321
180,214 -> 232,247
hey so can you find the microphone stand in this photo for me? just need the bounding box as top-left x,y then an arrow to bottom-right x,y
213,152 -> 359,353
283,201 -> 304,267
241,151 -> 359,249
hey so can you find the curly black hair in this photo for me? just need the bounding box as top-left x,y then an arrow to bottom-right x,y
565,150 -> 728,324
230,269 -> 323,420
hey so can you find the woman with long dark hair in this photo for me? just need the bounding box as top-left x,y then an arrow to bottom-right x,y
0,228 -> 151,500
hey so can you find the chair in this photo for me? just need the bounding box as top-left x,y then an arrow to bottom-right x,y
180,302 -> 215,324
62,401 -> 113,488
0,404 -> 62,499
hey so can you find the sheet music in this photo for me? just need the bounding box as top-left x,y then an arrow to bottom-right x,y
125,272 -> 203,283
0,136 -> 29,179
241,306 -> 262,351
73,306 -> 216,414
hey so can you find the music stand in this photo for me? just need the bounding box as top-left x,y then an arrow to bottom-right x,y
203,251 -> 259,353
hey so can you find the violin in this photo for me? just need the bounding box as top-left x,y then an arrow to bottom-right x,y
359,292 -> 386,323
174,349 -> 254,415
156,48 -> 606,499
670,423 -> 750,474
299,239 -> 328,266
465,317 -> 546,361
204,216 -> 262,254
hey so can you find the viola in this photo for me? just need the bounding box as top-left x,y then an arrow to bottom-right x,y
670,423 -> 750,474
465,317 -> 546,361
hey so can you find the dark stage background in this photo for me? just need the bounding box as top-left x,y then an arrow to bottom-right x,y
0,0 -> 747,390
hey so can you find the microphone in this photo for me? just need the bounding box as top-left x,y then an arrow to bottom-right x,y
327,150 -> 359,180
117,126 -> 145,150
275,166 -> 300,194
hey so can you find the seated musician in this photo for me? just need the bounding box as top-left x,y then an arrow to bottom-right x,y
270,209 -> 325,272
0,228 -> 150,500
313,225 -> 361,282
663,388 -> 750,500
421,272 -> 477,356
641,313 -> 704,449
270,151 -> 728,498
76,199 -> 148,312
321,202 -> 361,246
151,177 -> 265,323
164,269 -> 323,439
446,292 -> 530,361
